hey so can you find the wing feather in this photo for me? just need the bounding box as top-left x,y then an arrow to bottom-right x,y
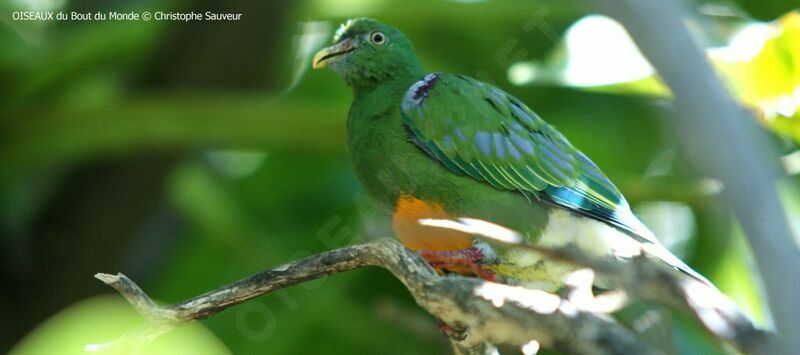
401,73 -> 656,243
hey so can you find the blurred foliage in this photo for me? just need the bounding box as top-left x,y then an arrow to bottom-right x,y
1,0 -> 796,354
518,10 -> 800,144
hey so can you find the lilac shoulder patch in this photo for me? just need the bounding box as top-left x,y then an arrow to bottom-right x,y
402,73 -> 440,110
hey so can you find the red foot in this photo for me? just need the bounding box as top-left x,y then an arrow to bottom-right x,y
419,247 -> 497,282
436,319 -> 467,341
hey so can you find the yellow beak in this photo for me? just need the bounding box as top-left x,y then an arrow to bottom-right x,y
312,39 -> 356,69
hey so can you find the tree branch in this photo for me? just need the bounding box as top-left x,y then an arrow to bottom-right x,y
94,239 -> 657,355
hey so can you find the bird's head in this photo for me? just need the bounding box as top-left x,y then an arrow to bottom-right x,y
313,18 -> 423,90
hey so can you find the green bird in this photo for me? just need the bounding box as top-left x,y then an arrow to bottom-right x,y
312,18 -> 706,289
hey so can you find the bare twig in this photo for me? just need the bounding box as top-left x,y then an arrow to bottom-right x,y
96,239 -> 657,355
585,1 -> 800,354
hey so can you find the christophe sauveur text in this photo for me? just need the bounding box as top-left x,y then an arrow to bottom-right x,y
12,11 -> 242,21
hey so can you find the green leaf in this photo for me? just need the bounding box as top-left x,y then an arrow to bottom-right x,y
9,296 -> 230,355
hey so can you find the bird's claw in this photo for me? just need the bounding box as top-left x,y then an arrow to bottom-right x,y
419,247 -> 498,282
436,319 -> 468,341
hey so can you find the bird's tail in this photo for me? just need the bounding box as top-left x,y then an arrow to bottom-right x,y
637,231 -> 764,353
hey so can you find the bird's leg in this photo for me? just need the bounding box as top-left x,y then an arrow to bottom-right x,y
418,247 -> 498,282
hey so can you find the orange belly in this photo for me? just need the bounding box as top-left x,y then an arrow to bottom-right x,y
392,195 -> 473,251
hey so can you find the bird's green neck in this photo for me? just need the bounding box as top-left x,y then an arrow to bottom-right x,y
347,56 -> 425,95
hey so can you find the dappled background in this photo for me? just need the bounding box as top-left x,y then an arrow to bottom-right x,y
1,0 -> 798,354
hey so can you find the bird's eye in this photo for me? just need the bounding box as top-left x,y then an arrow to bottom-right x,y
369,31 -> 387,45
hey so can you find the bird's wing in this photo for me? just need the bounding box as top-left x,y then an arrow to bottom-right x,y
401,73 -> 655,244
